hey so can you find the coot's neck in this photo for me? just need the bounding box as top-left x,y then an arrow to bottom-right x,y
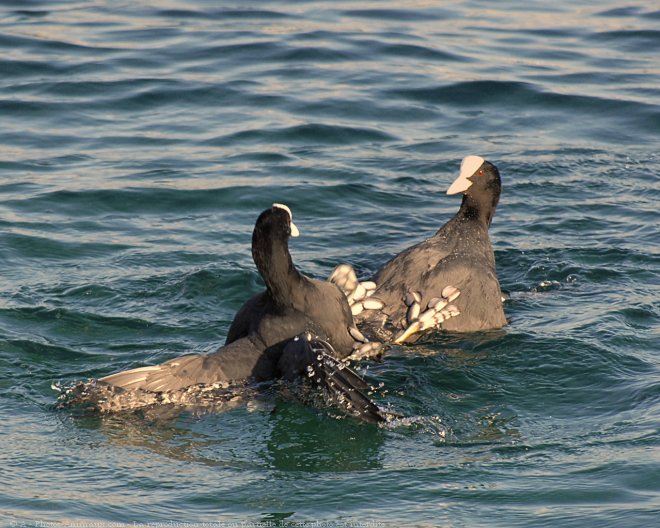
456,192 -> 498,227
252,234 -> 302,305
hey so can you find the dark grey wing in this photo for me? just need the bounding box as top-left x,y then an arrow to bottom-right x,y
99,335 -> 271,392
225,291 -> 267,345
388,252 -> 503,333
371,216 -> 462,304
368,236 -> 453,320
305,279 -> 358,358
279,337 -> 387,423
435,258 -> 505,332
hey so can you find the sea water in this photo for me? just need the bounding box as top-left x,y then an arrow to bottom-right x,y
0,1 -> 658,526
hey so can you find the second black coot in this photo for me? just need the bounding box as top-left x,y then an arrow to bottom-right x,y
335,155 -> 507,340
99,204 -> 381,419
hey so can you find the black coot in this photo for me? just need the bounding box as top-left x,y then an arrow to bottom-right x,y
335,156 -> 506,340
99,205 -> 382,419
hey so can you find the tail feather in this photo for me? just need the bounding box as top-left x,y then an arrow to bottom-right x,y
98,336 -> 267,393
318,353 -> 384,423
280,336 -> 387,423
98,354 -> 212,392
98,365 -> 164,391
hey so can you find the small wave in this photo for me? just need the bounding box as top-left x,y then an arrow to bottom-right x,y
13,78 -> 161,98
497,246 -> 659,289
597,7 -> 647,18
0,31 -> 118,55
165,40 -> 287,63
2,304 -> 158,329
386,80 -> 535,106
9,9 -> 50,20
278,46 -> 357,63
156,8 -> 292,21
111,82 -> 282,112
588,29 -> 660,53
4,187 -> 264,216
210,123 -> 396,147
386,79 -> 659,120
1,338 -> 86,361
372,42 -> 466,63
1,231 -> 132,260
0,58 -> 78,79
342,8 -> 453,22
293,98 -> 437,122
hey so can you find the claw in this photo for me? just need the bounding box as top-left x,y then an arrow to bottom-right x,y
361,281 -> 377,294
362,298 -> 384,311
427,297 -> 443,309
351,303 -> 364,316
351,296 -> 386,316
442,285 -> 460,303
330,264 -> 388,320
330,264 -> 380,307
404,291 -> 422,306
349,325 -> 368,343
406,301 -> 421,324
348,283 -> 367,303
404,289 -> 422,330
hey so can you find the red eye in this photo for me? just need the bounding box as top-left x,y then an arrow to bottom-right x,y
478,170 -> 484,176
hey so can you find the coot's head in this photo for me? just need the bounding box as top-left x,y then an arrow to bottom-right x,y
447,155 -> 500,195
446,156 -> 502,225
253,203 -> 300,243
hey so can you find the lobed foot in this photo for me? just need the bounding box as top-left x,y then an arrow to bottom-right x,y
348,324 -> 385,360
393,286 -> 461,344
329,264 -> 384,316
350,341 -> 385,361
329,264 -> 359,296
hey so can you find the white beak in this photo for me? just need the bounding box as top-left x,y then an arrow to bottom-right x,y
289,221 -> 300,237
446,155 -> 485,195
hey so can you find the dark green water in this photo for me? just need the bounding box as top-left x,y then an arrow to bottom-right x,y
1,1 -> 659,526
